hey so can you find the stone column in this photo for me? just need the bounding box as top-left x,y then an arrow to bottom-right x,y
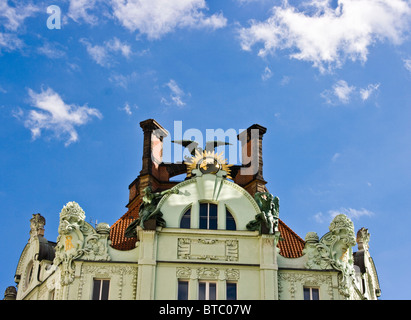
136,229 -> 158,300
259,233 -> 280,300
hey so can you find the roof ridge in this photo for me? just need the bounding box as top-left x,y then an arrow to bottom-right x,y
278,218 -> 305,244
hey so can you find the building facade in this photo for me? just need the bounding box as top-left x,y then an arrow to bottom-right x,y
5,119 -> 381,300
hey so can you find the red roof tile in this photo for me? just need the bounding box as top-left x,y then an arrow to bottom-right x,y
277,219 -> 305,258
110,199 -> 142,251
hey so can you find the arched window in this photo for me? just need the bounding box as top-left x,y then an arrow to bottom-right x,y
199,203 -> 217,230
226,208 -> 236,231
180,207 -> 191,228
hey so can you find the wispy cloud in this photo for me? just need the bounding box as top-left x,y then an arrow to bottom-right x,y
331,152 -> 341,162
161,79 -> 190,107
80,37 -> 131,67
321,80 -> 355,104
238,0 -> 411,72
68,0 -> 99,24
37,42 -> 66,59
280,75 -> 291,86
0,32 -> 23,52
261,66 -> 273,81
314,207 -> 375,223
360,83 -> 380,101
0,1 -> 38,31
119,102 -> 138,115
111,0 -> 227,39
403,58 -> 411,73
109,72 -> 138,89
21,87 -> 102,146
321,80 -> 380,105
0,1 -> 38,52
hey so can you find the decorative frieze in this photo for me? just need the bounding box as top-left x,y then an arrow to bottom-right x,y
176,267 -> 240,281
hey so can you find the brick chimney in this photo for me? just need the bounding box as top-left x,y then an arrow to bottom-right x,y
233,124 -> 267,196
127,119 -> 182,211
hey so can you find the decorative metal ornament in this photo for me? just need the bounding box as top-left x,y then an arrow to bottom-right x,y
186,150 -> 232,179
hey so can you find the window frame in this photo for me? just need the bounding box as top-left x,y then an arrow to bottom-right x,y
180,207 -> 191,229
225,206 -> 237,231
303,286 -> 320,300
198,281 -> 217,300
92,278 -> 110,300
226,282 -> 237,300
199,202 -> 218,230
177,280 -> 189,300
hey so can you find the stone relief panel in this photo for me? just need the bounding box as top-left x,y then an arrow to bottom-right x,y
177,238 -> 239,262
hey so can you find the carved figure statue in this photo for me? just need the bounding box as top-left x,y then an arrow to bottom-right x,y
246,192 -> 279,234
125,186 -> 179,238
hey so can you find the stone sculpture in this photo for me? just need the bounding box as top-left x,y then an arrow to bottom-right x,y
125,186 -> 179,238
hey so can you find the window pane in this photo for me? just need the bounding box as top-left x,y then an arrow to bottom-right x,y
199,282 -> 206,300
226,209 -> 236,230
303,288 -> 310,300
199,204 -> 208,229
178,281 -> 189,300
208,204 -> 217,230
92,280 -> 101,300
226,283 -> 237,300
101,280 -> 110,300
209,283 -> 216,300
312,288 -> 319,300
180,209 -> 191,229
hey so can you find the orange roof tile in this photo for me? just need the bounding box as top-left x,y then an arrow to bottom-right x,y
110,199 -> 141,251
277,219 -> 305,258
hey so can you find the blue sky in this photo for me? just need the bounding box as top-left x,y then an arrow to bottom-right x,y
1,0 -> 410,299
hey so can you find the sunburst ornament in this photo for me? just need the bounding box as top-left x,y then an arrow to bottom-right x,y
186,150 -> 233,179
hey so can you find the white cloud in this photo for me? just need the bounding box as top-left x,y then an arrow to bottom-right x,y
111,0 -> 227,39
68,0 -> 99,24
80,37 -> 131,67
321,80 -> 355,104
0,1 -> 38,31
37,42 -> 66,59
23,87 -> 102,146
239,0 -> 411,72
106,38 -> 132,58
331,152 -> 341,162
109,72 -> 138,89
0,1 -> 38,52
280,75 -> 291,86
322,80 -> 380,105
81,39 -> 108,66
0,32 -> 23,52
333,80 -> 355,103
328,207 -> 375,220
119,102 -> 138,115
122,103 -> 132,115
313,212 -> 325,223
161,79 -> 190,107
314,207 -> 375,223
261,66 -> 273,81
403,58 -> 411,73
360,83 -> 380,101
